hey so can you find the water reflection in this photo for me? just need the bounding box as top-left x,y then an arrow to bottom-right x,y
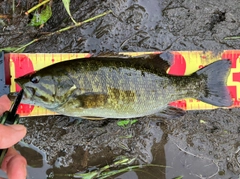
16,143 -> 52,179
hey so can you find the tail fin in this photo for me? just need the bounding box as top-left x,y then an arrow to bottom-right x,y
196,59 -> 232,107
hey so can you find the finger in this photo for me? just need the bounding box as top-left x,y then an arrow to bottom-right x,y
0,125 -> 26,148
1,147 -> 27,179
0,95 -> 11,115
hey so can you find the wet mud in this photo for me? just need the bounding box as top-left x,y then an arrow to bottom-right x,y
1,0 -> 240,178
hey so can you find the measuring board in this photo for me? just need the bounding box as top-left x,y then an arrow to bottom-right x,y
1,50 -> 240,117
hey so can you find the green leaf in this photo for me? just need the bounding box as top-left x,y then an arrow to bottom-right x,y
199,119 -> 206,124
62,0 -> 77,24
117,119 -> 138,127
0,19 -> 5,26
0,46 -> 26,53
173,176 -> 183,179
224,36 -> 240,40
30,5 -> 52,26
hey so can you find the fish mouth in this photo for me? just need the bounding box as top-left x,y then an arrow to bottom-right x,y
15,79 -> 35,99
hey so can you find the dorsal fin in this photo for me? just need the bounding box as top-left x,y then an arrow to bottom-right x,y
134,52 -> 174,73
94,51 -> 174,73
95,52 -> 130,58
149,52 -> 174,72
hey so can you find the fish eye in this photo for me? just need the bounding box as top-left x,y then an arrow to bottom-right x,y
30,76 -> 40,83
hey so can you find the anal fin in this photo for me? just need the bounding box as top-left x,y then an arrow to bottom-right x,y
80,116 -> 107,120
153,106 -> 186,119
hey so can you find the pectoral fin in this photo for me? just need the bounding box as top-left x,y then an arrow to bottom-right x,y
57,92 -> 108,112
154,106 -> 186,119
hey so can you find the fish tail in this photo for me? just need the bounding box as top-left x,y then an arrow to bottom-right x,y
196,59 -> 232,107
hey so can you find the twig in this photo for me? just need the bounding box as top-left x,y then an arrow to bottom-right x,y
0,15 -> 9,19
13,10 -> 112,52
25,0 -> 51,15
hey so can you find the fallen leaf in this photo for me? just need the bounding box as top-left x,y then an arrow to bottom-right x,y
30,5 -> 52,26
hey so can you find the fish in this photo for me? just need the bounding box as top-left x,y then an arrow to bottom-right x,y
14,53 -> 233,119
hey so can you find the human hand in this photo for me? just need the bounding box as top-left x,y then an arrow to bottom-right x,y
0,95 -> 27,179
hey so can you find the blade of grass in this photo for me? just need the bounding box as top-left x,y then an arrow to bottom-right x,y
50,155 -> 171,179
13,39 -> 38,53
224,36 -> 240,40
117,119 -> 138,128
62,0 -> 77,24
25,0 -> 51,15
99,164 -> 171,179
0,46 -> 26,53
52,163 -> 170,179
13,10 -> 112,52
173,176 -> 184,179
12,0 -> 15,14
99,166 -> 143,179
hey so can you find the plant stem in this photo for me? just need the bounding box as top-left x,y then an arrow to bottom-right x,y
224,36 -> 240,40
25,0 -> 51,15
12,0 -> 15,14
13,10 -> 112,53
13,39 -> 39,52
46,10 -> 112,35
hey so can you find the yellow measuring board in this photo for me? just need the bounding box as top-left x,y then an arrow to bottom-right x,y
4,50 -> 240,117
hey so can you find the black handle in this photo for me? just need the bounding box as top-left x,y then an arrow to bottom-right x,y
0,112 -> 20,165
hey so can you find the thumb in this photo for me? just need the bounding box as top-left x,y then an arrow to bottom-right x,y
0,125 -> 27,148
0,95 -> 11,115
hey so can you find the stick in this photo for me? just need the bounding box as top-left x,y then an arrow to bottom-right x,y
13,10 -> 112,53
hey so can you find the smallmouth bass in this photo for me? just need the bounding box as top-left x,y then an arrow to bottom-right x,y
15,53 -> 232,119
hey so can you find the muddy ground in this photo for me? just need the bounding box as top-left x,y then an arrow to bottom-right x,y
1,0 -> 240,178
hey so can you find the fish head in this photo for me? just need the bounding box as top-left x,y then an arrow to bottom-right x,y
15,71 -> 58,109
